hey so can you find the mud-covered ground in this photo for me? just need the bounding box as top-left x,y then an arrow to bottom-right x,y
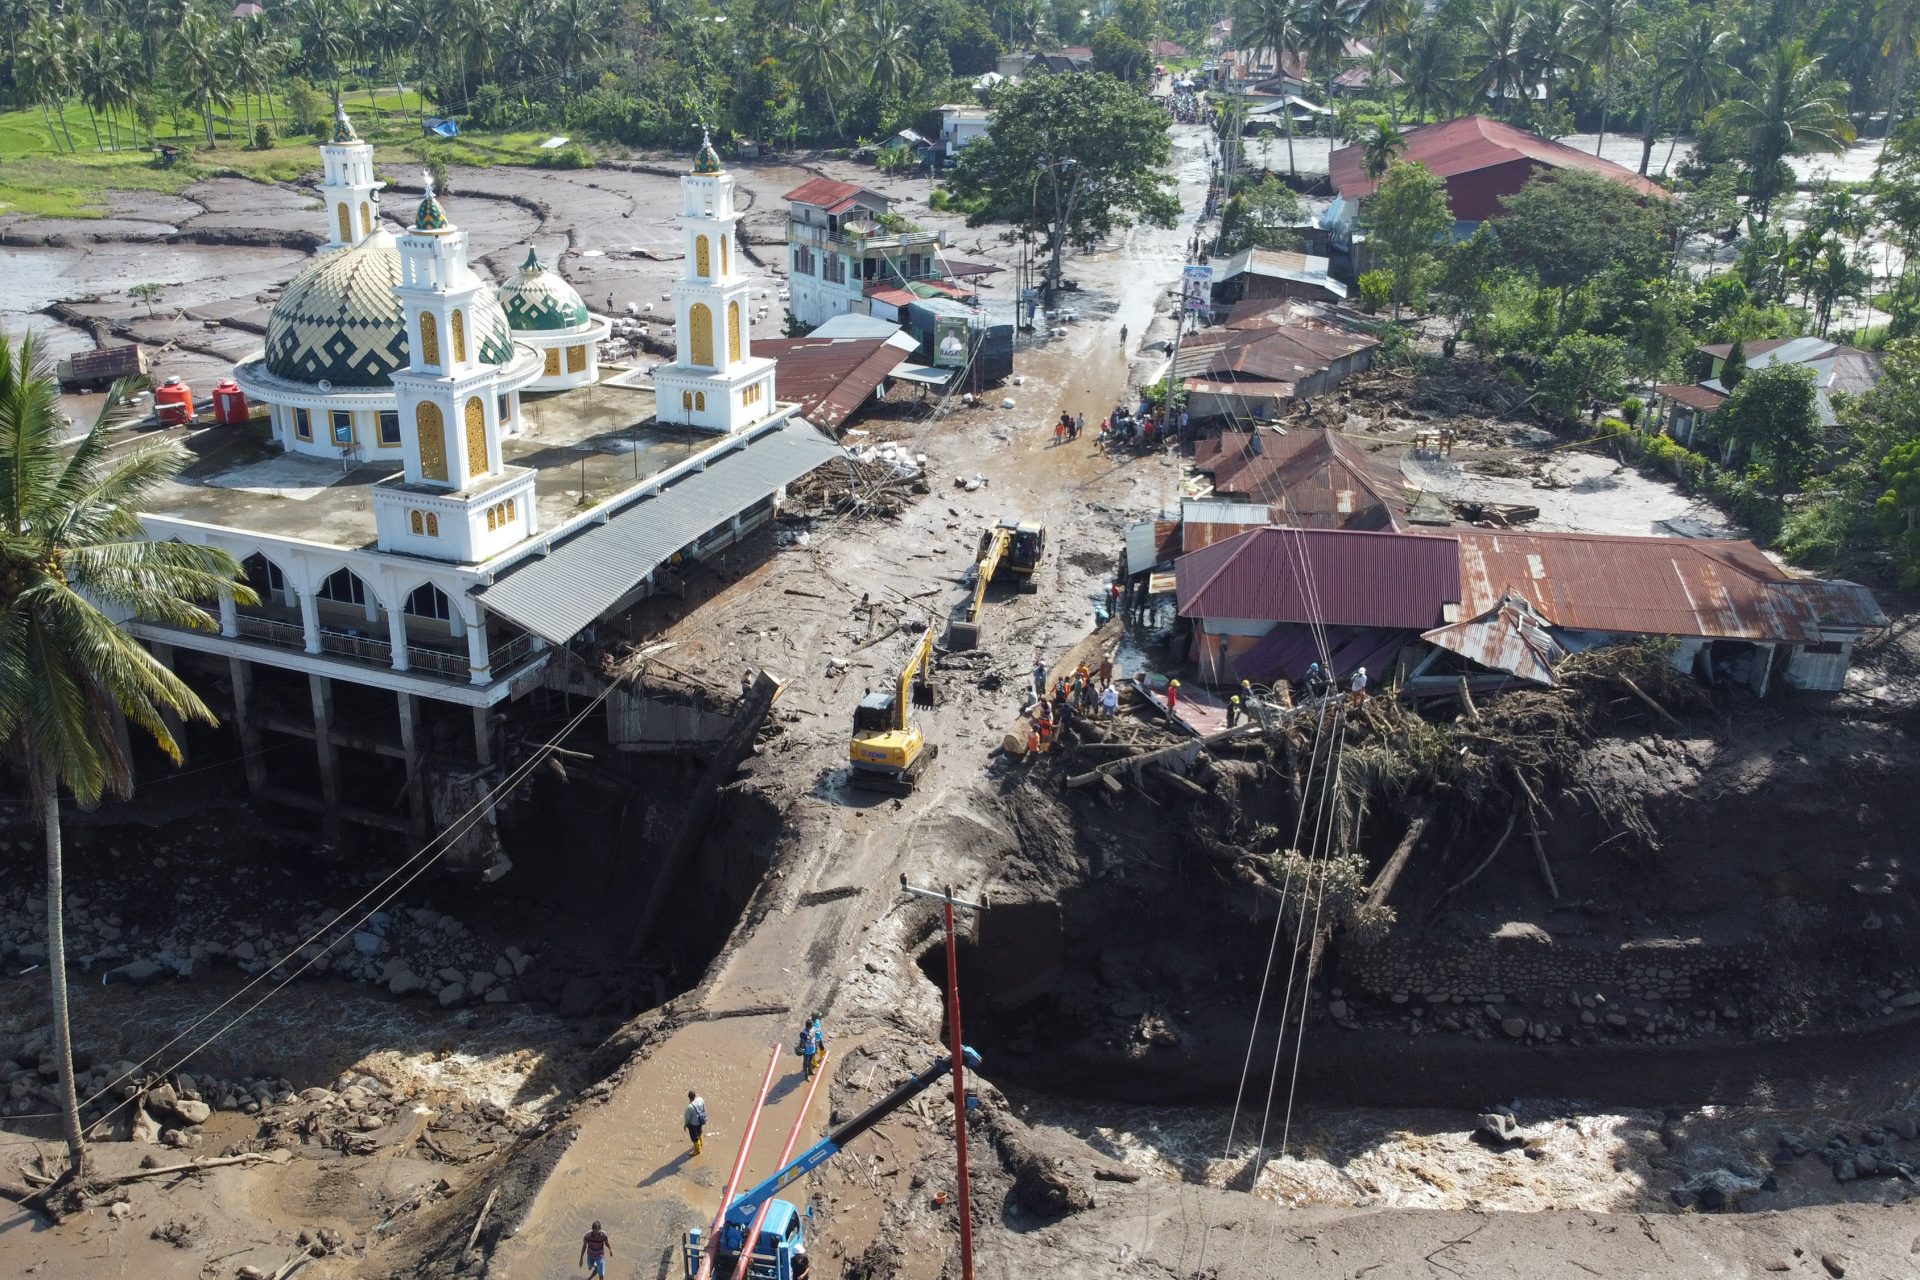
7,122 -> 1920,1279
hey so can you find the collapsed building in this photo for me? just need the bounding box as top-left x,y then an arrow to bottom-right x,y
122,130 -> 843,849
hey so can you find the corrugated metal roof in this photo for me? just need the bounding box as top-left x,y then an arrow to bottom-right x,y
1126,519 -> 1182,574
1176,526 -> 1460,629
1655,383 -> 1728,412
1194,427 -> 1410,530
1174,323 -> 1378,385
783,177 -> 886,208
1447,528 -> 1880,642
1182,499 -> 1275,553
753,336 -> 908,428
477,418 -> 844,643
1420,595 -> 1563,685
1329,115 -> 1669,202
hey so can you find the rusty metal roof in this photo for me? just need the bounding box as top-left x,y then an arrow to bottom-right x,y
1176,526 -> 1461,629
1448,529 -> 1883,642
1655,383 -> 1728,413
1420,594 -> 1563,686
1194,428 -> 1410,530
1329,116 -> 1670,202
1176,324 -> 1378,386
783,177 -> 888,209
753,336 -> 909,429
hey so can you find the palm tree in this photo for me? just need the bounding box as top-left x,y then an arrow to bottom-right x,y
174,10 -> 231,148
1720,39 -> 1854,224
866,0 -> 917,97
1572,0 -> 1636,157
1654,17 -> 1731,176
1878,0 -> 1920,136
787,0 -> 850,141
1470,0 -> 1528,116
548,0 -> 603,99
1354,0 -> 1414,45
1300,0 -> 1357,109
1234,0 -> 1305,175
296,0 -> 353,97
1396,21 -> 1456,123
1361,118 -> 1404,178
0,334 -> 254,1181
18,18 -> 75,154
1520,0 -> 1581,116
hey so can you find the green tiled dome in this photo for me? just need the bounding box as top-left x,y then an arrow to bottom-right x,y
497,248 -> 590,332
264,234 -> 516,387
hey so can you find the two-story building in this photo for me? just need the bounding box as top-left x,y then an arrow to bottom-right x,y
783,177 -> 949,329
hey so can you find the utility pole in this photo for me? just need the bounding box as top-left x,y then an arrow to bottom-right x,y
901,877 -> 987,1280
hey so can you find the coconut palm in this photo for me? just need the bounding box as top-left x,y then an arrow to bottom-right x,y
1470,0 -> 1528,115
1299,0 -> 1357,109
1396,21 -> 1456,123
1354,0 -> 1414,45
18,18 -> 76,154
1572,0 -> 1636,157
1654,17 -> 1732,176
0,334 -> 254,1182
787,0 -> 850,140
548,0 -> 604,98
1878,0 -> 1920,135
1233,0 -> 1306,175
1720,39 -> 1854,224
1520,0 -> 1581,116
295,0 -> 353,96
173,9 -> 231,147
866,0 -> 918,97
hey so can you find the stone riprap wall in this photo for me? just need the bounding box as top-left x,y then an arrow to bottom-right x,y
1340,925 -> 1761,1006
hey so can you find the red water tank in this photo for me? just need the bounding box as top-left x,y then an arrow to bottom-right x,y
154,377 -> 195,426
212,378 -> 248,426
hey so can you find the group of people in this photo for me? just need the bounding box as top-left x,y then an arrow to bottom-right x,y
1054,410 -> 1087,446
1026,653 -> 1121,754
1300,661 -> 1369,707
1098,401 -> 1189,455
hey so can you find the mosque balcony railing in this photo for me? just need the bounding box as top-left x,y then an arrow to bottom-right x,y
148,612 -> 542,685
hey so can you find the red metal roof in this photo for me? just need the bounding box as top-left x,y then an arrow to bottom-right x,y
1175,324 -> 1378,385
1447,529 -> 1878,642
752,336 -> 908,429
1176,526 -> 1461,629
1194,427 -> 1409,530
1329,116 -> 1670,203
783,177 -> 888,209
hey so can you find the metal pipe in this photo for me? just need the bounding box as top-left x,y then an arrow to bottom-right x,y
727,1047 -> 830,1280
946,894 -> 975,1280
695,1042 -> 783,1280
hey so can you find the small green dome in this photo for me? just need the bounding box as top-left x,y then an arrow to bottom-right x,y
330,107 -> 359,144
264,235 -> 517,387
415,193 -> 449,231
692,128 -> 723,175
497,248 -> 591,332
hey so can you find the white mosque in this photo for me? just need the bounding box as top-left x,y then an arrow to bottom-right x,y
129,122 -> 840,839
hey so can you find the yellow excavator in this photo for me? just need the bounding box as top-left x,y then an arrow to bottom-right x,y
948,519 -> 1047,649
848,625 -> 939,793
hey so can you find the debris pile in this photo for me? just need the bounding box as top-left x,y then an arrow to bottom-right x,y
786,449 -> 927,518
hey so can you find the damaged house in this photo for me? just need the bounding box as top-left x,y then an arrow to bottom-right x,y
1174,526 -> 1886,694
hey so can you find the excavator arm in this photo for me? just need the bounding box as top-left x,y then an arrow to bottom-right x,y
895,626 -> 936,731
949,528 -> 1011,649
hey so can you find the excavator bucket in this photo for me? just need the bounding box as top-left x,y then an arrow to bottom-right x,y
911,672 -> 937,707
946,619 -> 981,650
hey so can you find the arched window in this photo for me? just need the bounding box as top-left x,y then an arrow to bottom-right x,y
416,402 -> 447,480
359,202 -> 371,235
682,390 -> 692,410
419,312 -> 441,366
689,303 -> 714,367
336,203 -> 351,243
464,396 -> 487,474
451,309 -> 467,363
727,302 -> 742,363
487,506 -> 497,531
695,234 -> 711,278
695,392 -> 706,411
425,513 -> 439,537
720,236 -> 729,275
410,510 -> 424,535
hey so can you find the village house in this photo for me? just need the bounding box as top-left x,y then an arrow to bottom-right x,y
1174,314 -> 1379,420
1207,247 -> 1347,308
1654,336 -> 1885,447
1322,115 -> 1669,251
1173,525 -> 1886,695
935,105 -> 993,160
1191,426 -> 1411,527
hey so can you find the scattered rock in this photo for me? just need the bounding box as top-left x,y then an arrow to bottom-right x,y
1821,1252 -> 1848,1278
1500,1016 -> 1528,1038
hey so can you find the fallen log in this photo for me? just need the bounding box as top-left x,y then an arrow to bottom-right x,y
1064,723 -> 1259,789
1146,764 -> 1208,799
1364,808 -> 1429,910
107,1149 -> 291,1184
1508,766 -> 1559,901
1441,809 -> 1519,899
1617,674 -> 1681,727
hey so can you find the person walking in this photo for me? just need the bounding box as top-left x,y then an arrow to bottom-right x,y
1226,694 -> 1241,727
799,1013 -> 827,1079
1031,658 -> 1048,701
1102,682 -> 1119,718
1076,411 -> 1086,439
580,1221 -> 613,1278
1348,666 -> 1369,708
684,1090 -> 708,1156
1120,324 -> 1129,347
1166,679 -> 1180,712
1099,653 -> 1114,688
1055,416 -> 1067,447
